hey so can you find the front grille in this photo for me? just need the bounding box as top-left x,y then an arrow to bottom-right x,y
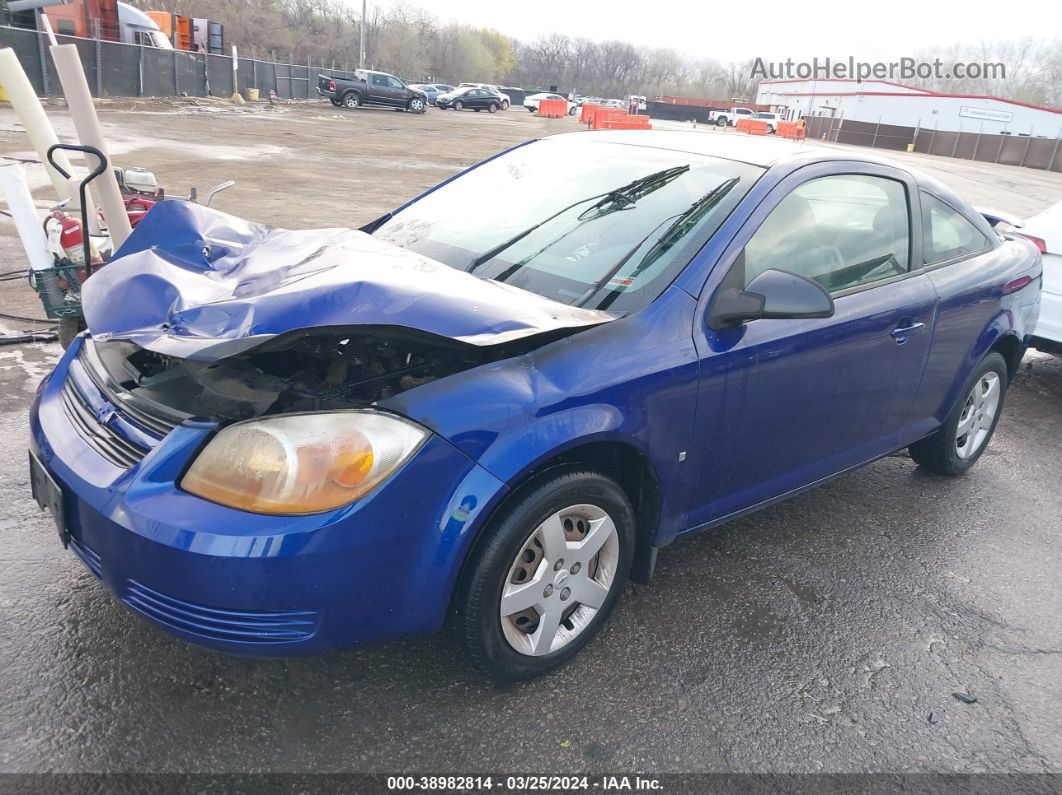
123,580 -> 320,645
60,379 -> 149,468
77,344 -> 185,438
68,536 -> 102,579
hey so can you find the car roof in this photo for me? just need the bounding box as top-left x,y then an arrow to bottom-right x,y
544,130 -> 967,207
547,129 -> 908,169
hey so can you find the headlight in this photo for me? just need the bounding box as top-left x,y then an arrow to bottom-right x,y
181,411 -> 428,515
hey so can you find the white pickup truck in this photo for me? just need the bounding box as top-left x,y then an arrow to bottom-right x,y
707,107 -> 755,127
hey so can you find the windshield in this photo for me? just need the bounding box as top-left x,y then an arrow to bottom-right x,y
375,138 -> 761,313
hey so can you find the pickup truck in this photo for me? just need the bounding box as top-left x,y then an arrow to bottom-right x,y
708,107 -> 755,127
317,70 -> 428,113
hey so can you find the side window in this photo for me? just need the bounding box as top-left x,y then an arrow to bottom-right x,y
387,77 -> 404,90
741,174 -> 911,293
922,192 -> 990,264
371,74 -> 387,86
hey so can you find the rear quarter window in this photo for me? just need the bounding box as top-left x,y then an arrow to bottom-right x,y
922,192 -> 991,265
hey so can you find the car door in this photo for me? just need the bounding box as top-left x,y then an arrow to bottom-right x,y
386,76 -> 408,107
685,163 -> 938,529
366,73 -> 391,106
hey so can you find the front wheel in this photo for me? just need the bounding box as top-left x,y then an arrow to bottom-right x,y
456,468 -> 635,681
453,100 -> 464,111
526,106 -> 536,113
715,117 -> 727,127
767,125 -> 775,134
501,100 -> 509,110
408,97 -> 426,113
908,352 -> 1008,475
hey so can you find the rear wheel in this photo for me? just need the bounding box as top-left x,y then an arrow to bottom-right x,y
329,98 -> 342,107
456,468 -> 634,681
487,102 -> 498,113
909,352 -> 1008,475
767,124 -> 775,134
716,117 -> 727,127
526,106 -> 536,112
342,92 -> 360,110
453,100 -> 464,111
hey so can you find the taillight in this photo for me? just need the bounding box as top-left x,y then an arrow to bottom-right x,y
328,81 -> 336,92
1012,232 -> 1047,254
1002,275 -> 1033,295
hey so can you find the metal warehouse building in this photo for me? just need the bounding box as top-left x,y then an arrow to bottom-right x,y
756,79 -> 1062,138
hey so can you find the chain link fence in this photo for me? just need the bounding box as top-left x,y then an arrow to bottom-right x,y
1,25 -> 357,100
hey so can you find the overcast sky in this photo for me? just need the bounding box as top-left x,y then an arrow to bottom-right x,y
361,0 -> 1055,63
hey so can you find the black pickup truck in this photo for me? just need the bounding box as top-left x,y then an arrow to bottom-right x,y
317,70 -> 428,113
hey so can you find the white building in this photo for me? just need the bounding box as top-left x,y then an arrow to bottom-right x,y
756,79 -> 1062,138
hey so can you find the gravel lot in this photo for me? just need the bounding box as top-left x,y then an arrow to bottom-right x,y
1,100 -> 1060,776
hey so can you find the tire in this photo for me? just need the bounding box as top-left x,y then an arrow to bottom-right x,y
501,100 -> 510,110
569,105 -> 578,116
456,468 -> 635,681
57,316 -> 85,349
329,98 -> 342,107
767,125 -> 775,134
716,117 -> 727,127
408,97 -> 426,113
342,91 -> 360,110
908,352 -> 1008,476
527,106 -> 536,113
453,100 -> 464,111
487,102 -> 498,113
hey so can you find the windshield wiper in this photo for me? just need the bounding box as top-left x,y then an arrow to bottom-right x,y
467,164 -> 691,273
577,164 -> 690,219
574,176 -> 741,310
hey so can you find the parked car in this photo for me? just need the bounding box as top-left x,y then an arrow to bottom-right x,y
408,84 -> 440,104
435,86 -> 506,112
456,83 -> 511,109
990,200 -> 1060,354
750,112 -> 784,134
708,106 -> 755,127
317,70 -> 427,113
524,92 -> 572,113
31,132 -> 1041,681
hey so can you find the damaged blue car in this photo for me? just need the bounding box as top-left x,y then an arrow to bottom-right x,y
29,131 -> 1042,680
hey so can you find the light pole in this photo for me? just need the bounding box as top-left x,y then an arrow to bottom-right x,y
359,0 -> 366,69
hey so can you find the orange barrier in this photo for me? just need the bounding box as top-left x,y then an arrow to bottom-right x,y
537,99 -> 568,118
735,119 -> 770,136
579,103 -> 603,123
776,120 -> 806,140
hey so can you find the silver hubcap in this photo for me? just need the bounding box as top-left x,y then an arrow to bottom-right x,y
345,95 -> 357,108
500,504 -> 619,656
411,100 -> 423,110
956,372 -> 1000,458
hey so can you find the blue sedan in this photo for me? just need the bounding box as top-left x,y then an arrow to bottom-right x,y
29,131 -> 1042,680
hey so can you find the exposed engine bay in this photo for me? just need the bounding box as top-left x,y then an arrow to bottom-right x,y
86,326 -> 537,425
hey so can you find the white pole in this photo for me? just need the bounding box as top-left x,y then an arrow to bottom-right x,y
49,43 -> 133,249
0,48 -> 76,204
359,0 -> 367,69
0,163 -> 53,271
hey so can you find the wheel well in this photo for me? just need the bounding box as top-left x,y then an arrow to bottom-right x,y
990,333 -> 1023,382
450,441 -> 662,619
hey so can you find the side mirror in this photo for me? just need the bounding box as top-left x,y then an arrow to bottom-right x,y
709,268 -> 834,330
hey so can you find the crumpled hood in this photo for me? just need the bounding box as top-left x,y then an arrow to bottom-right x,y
82,201 -> 614,361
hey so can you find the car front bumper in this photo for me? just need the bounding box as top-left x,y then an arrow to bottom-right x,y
29,337 -> 508,655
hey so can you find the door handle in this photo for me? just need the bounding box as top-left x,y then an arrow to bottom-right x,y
891,322 -> 926,340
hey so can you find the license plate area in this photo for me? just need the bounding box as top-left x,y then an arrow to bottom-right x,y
29,451 -> 69,547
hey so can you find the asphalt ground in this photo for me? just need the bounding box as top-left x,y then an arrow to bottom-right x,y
0,100 -> 1059,778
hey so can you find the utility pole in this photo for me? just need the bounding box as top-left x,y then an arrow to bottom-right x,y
359,0 -> 367,69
